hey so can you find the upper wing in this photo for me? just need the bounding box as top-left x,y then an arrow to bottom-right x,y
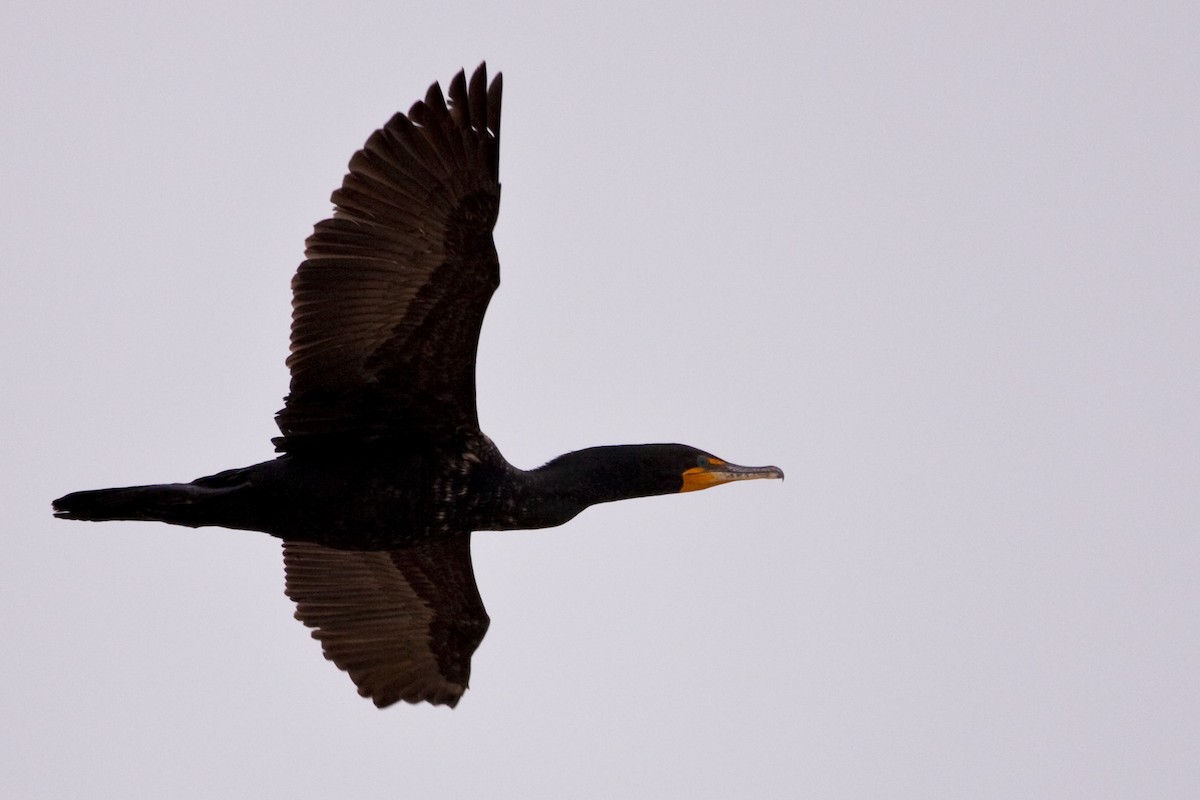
282,533 -> 490,708
275,64 -> 502,451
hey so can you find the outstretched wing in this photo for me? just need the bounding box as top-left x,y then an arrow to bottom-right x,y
275,63 -> 502,451
282,533 -> 490,708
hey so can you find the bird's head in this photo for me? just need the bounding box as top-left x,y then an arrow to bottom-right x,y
540,443 -> 783,498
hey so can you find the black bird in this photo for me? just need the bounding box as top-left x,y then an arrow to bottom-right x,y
52,64 -> 783,708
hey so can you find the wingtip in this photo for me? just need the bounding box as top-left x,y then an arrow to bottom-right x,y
365,686 -> 465,709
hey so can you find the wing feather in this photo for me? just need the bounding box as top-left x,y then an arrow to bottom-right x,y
276,63 -> 502,450
283,533 -> 490,708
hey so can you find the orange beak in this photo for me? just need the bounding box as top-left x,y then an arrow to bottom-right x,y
680,459 -> 785,493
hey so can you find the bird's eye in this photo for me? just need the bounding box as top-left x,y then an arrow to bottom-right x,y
697,456 -> 711,468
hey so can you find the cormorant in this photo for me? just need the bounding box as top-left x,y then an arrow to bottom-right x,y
52,64 -> 783,708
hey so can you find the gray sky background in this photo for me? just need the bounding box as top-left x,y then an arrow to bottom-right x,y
3,2 -> 1197,798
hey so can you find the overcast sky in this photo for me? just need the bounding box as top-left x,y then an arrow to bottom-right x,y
3,2 -> 1198,798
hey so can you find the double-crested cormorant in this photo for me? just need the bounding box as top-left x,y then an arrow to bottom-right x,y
52,64 -> 783,708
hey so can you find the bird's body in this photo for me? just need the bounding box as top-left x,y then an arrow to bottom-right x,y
53,64 -> 782,708
55,438 -> 507,547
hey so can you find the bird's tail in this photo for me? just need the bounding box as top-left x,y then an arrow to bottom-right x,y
53,483 -> 226,527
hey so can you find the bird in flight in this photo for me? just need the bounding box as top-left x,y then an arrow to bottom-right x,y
53,64 -> 783,708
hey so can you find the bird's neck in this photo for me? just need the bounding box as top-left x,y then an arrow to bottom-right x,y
498,445 -> 681,530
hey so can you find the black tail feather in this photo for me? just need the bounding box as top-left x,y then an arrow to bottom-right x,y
53,483 -> 220,526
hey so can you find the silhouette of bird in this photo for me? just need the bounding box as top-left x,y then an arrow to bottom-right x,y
52,64 -> 783,708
